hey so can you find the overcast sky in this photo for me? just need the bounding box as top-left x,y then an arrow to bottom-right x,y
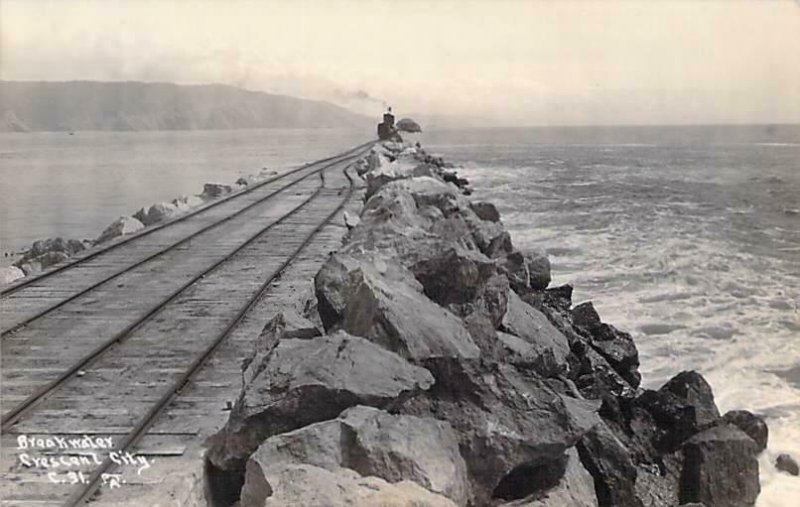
3,0 -> 799,126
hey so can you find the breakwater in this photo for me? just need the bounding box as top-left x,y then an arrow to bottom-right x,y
205,139 -> 774,506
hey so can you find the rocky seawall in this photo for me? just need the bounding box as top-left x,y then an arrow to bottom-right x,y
204,140 -> 773,507
0,168 -> 280,285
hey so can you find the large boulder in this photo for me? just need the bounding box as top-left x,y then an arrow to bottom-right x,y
200,182 -> 234,200
401,359 -> 600,505
94,216 -> 145,244
776,453 -> 799,476
19,237 -> 85,261
240,464 -> 457,507
679,424 -> 760,507
172,194 -> 204,211
315,254 -> 481,361
206,331 -> 434,472
502,250 -> 552,293
577,422 -> 643,507
0,266 -> 25,285
636,371 -> 720,451
721,410 -> 768,452
133,202 -> 180,226
501,290 -> 571,375
241,406 -> 469,505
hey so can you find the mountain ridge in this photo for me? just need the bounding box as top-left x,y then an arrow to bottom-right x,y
0,80 -> 372,132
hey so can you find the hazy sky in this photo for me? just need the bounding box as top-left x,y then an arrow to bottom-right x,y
3,0 -> 799,126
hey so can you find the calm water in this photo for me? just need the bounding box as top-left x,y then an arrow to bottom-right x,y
419,125 -> 800,507
1,125 -> 798,504
0,128 -> 371,254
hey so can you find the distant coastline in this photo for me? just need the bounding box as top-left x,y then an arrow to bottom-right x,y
0,80 -> 371,133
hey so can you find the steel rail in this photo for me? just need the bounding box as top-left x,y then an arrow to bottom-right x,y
62,164 -> 357,506
1,144 -> 372,337
0,156 -> 357,430
1,140 -> 373,297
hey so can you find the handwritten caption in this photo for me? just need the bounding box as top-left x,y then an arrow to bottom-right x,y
16,435 -> 153,488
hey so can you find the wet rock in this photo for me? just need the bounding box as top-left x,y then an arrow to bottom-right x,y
721,410 -> 768,452
544,284 -> 574,314
501,290 -> 571,375
206,331 -> 433,471
95,216 -> 145,244
636,371 -> 720,452
500,448 -> 598,507
502,250 -> 552,293
201,182 -> 234,200
241,464 -> 457,507
525,250 -> 551,290
133,202 -> 179,226
401,359 -> 600,505
679,424 -> 759,507
775,453 -> 799,476
470,201 -> 501,223
241,406 -> 469,505
577,422 -> 643,507
571,302 -> 640,387
0,266 -> 25,284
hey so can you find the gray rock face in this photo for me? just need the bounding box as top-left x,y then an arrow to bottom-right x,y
241,406 -> 469,505
0,266 -> 25,285
315,253 -> 480,361
572,302 -> 640,388
578,422 -> 643,507
201,182 -> 234,200
470,201 -> 501,223
401,358 -> 600,505
20,237 -> 85,261
722,410 -> 769,452
501,290 -> 570,375
207,331 -> 433,471
241,464 -> 457,507
679,425 -> 760,507
95,216 -> 145,244
133,202 -> 179,225
500,448 -> 598,507
776,453 -> 799,476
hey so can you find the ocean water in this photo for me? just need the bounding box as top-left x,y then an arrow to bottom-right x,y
0,128 -> 371,255
1,125 -> 798,504
419,125 -> 800,506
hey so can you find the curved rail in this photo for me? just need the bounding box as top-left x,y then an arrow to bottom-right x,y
1,140 -> 373,297
1,144 -> 372,337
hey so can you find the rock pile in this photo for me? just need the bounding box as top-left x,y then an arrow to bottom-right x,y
206,140 -> 770,506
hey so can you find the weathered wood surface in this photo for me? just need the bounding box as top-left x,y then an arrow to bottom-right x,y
0,144 -> 369,506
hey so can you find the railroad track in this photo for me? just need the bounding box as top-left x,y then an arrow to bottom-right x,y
0,143 -> 371,505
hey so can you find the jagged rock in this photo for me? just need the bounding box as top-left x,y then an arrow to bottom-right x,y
95,216 -> 145,244
314,252 -> 480,361
544,285 -> 573,314
525,250 -> 551,290
133,202 -> 179,226
401,359 -> 600,505
500,448 -> 598,507
201,182 -> 234,200
172,194 -> 204,211
0,266 -> 25,284
775,453 -> 799,476
470,201 -> 501,223
577,422 -> 643,507
241,406 -> 469,505
241,464 -> 457,507
571,302 -> 640,387
236,176 -> 250,186
679,424 -> 760,507
636,371 -> 720,452
396,118 -> 422,133
722,410 -> 768,452
408,245 -> 508,327
206,331 -> 434,471
18,237 -> 85,262
501,290 -> 571,375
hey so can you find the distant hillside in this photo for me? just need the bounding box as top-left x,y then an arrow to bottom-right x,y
0,81 -> 372,132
